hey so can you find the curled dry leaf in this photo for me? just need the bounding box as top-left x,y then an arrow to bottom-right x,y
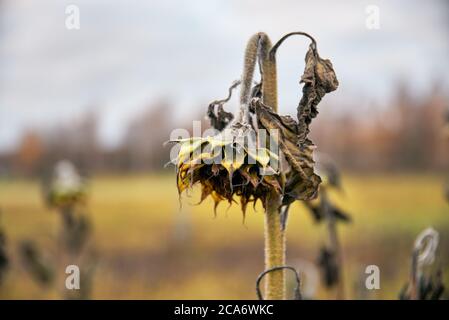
317,247 -> 340,288
250,98 -> 321,204
19,241 -> 54,286
304,200 -> 351,223
297,44 -> 339,144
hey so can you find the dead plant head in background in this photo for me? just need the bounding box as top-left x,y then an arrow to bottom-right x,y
400,227 -> 445,300
45,160 -> 86,210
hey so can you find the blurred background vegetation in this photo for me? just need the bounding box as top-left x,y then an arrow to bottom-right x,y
0,173 -> 448,299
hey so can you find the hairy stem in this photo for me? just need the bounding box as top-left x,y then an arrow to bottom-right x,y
409,251 -> 418,300
261,36 -> 284,299
264,191 -> 285,299
241,33 -> 285,299
239,34 -> 258,123
257,266 -> 301,300
258,33 -> 284,299
270,31 -> 317,58
239,32 -> 278,121
258,35 -> 278,112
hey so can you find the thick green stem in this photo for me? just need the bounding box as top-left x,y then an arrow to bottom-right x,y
258,34 -> 284,299
239,33 -> 278,121
259,35 -> 277,112
260,35 -> 284,299
241,33 -> 285,299
264,192 -> 285,299
240,34 -> 259,108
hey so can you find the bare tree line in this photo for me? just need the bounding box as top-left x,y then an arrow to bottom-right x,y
1,83 -> 448,177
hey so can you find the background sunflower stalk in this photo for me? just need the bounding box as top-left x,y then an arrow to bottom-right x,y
173,31 -> 338,299
20,160 -> 96,299
304,157 -> 351,299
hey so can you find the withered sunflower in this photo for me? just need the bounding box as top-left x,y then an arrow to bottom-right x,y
170,31 -> 338,299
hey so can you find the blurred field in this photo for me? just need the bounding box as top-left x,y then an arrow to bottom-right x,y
0,173 -> 448,299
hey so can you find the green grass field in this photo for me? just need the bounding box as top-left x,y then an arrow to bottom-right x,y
0,173 -> 448,299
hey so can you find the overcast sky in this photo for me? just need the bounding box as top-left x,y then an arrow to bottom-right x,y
0,0 -> 448,151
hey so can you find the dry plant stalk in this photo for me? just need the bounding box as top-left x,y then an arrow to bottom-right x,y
172,31 -> 338,299
320,187 -> 345,299
304,158 -> 351,299
0,212 -> 9,288
21,161 -> 95,299
400,227 -> 444,300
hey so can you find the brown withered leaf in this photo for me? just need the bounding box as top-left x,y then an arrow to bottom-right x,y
250,99 -> 321,203
317,247 -> 340,288
297,44 -> 339,144
304,200 -> 351,224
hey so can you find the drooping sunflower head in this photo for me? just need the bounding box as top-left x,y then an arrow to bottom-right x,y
173,127 -> 283,215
